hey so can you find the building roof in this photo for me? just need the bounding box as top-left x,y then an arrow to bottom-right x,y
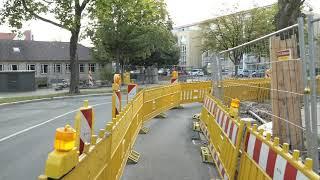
0,40 -> 92,61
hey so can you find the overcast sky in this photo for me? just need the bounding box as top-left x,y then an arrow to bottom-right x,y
0,0 -> 319,45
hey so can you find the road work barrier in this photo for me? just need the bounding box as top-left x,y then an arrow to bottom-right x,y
39,81 -> 211,180
200,94 -> 245,179
199,94 -> 320,180
238,124 -> 319,180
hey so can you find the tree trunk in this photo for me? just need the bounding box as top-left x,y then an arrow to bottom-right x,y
116,49 -> 121,73
69,31 -> 80,94
275,0 -> 303,30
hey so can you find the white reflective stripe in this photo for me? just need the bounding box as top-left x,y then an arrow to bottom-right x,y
115,93 -> 120,111
80,112 -> 91,143
219,111 -> 224,126
222,115 -> 228,130
226,120 -> 232,137
259,143 -> 269,171
128,86 -> 137,101
247,134 -> 256,158
231,125 -> 238,145
219,163 -> 223,173
296,171 -> 308,180
224,174 -> 228,180
273,155 -> 287,179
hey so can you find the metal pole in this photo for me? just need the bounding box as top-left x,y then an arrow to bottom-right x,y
211,53 -> 218,96
216,54 -> 224,101
298,17 -> 313,160
307,15 -> 319,171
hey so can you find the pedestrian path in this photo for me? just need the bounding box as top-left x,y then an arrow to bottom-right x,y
122,103 -> 219,180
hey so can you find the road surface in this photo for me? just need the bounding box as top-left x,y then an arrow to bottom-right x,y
0,96 -> 114,180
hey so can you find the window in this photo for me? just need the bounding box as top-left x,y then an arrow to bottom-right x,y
41,64 -> 49,74
0,64 -> 3,71
27,64 -> 35,71
88,63 -> 96,72
66,64 -> 70,73
9,64 -> 18,71
54,64 -> 61,73
79,64 -> 85,73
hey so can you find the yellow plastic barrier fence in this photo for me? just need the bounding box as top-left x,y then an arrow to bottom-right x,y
238,124 -> 320,180
200,94 -> 245,180
40,81 -> 211,180
180,81 -> 211,104
222,78 -> 271,105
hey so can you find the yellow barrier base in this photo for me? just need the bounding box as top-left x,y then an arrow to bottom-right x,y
192,113 -> 200,120
44,148 -> 78,179
139,127 -> 150,134
200,146 -> 213,163
171,105 -> 184,109
193,122 -> 201,132
155,113 -> 167,119
128,150 -> 140,164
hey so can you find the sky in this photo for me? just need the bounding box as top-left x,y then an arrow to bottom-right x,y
0,0 -> 319,45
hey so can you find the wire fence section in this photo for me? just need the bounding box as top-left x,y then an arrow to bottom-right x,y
214,18 -> 319,169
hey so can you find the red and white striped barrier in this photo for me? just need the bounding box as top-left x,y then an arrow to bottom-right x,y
127,84 -> 138,102
171,78 -> 178,84
88,70 -> 94,87
79,104 -> 94,154
209,143 -> 228,180
244,133 -> 308,179
115,91 -> 121,116
203,96 -> 239,146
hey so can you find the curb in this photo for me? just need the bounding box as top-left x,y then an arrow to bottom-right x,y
0,93 -> 113,107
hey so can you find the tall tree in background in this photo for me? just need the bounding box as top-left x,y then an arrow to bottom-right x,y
0,0 -> 92,94
201,5 -> 277,75
89,0 -> 176,74
275,0 -> 305,30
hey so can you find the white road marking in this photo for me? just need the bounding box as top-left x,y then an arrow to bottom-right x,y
0,102 -> 111,143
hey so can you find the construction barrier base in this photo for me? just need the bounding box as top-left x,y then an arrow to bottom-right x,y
201,146 -> 213,163
128,150 -> 140,164
139,127 -> 150,134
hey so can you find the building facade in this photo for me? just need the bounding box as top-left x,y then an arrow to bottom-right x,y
173,26 -> 203,69
0,40 -> 103,86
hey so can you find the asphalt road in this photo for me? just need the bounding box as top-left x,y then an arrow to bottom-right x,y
122,104 -> 219,180
0,96 -> 114,180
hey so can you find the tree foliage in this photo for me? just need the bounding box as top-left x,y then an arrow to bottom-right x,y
0,0 -> 92,93
89,0 -> 178,72
201,5 -> 277,73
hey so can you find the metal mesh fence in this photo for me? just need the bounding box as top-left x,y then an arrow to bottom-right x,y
212,16 -> 319,171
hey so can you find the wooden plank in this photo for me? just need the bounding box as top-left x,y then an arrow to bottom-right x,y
270,37 -> 281,139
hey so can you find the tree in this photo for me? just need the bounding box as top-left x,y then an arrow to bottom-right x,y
89,0 -> 174,74
0,0 -> 92,93
201,5 -> 277,75
275,0 -> 305,30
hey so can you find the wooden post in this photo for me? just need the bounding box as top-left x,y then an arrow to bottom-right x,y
270,35 -> 303,150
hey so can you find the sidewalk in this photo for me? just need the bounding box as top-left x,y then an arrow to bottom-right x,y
0,83 -> 164,99
122,103 -> 219,180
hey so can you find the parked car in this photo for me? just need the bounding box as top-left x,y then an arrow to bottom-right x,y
251,69 -> 265,77
189,69 -> 204,76
238,69 -> 250,77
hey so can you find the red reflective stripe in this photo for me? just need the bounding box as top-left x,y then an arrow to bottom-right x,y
244,132 -> 250,152
221,168 -> 225,177
224,117 -> 230,133
253,138 -> 262,163
81,109 -> 93,128
229,123 -> 234,140
284,163 -> 298,180
266,149 -> 277,178
80,140 -> 84,154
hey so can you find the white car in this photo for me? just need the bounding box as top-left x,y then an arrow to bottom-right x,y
189,69 -> 204,76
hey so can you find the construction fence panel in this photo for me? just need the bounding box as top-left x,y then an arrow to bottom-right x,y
200,94 -> 245,180
238,124 -> 319,180
180,81 -> 211,104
